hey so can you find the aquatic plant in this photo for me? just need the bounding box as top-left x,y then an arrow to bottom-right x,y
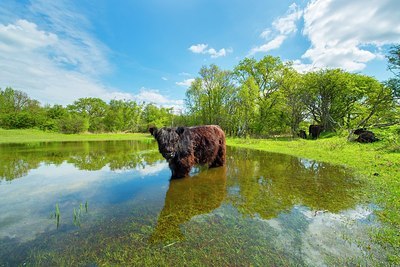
54,203 -> 60,229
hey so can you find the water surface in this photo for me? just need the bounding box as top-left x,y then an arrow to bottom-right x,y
0,141 -> 384,266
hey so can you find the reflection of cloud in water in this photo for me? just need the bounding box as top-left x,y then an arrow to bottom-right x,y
185,204 -> 382,266
0,160 -> 168,243
259,205 -> 381,266
135,161 -> 168,176
106,160 -> 168,176
299,158 -> 321,171
301,206 -> 378,266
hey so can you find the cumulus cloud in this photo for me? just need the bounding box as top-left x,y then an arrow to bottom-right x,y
295,0 -> 400,72
249,35 -> 287,55
249,3 -> 302,55
0,1 -> 129,105
0,19 -> 57,50
176,78 -> 195,87
0,19 -> 115,105
189,43 -> 209,54
189,43 -> 232,58
133,88 -> 184,112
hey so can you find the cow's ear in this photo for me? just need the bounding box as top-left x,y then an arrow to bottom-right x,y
149,127 -> 157,136
176,127 -> 185,136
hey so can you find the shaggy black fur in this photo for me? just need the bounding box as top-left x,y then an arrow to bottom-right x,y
149,125 -> 226,178
353,128 -> 378,143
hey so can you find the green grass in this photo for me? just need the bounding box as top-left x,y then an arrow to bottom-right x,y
227,134 -> 400,263
0,128 -> 152,143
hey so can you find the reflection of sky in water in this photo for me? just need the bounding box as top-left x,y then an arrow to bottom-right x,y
0,143 -> 385,265
263,205 -> 378,266
299,158 -> 321,170
187,204 -> 382,266
0,160 -> 170,242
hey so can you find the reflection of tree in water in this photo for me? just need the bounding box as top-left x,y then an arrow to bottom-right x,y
150,166 -> 227,243
0,158 -> 38,181
0,140 -> 161,181
226,147 -> 363,220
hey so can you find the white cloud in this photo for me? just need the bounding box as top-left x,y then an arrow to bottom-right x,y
134,88 -> 184,112
297,0 -> 400,72
189,43 -> 232,58
0,20 -> 57,50
189,43 -> 209,53
161,77 -> 168,81
0,19 -> 115,105
249,3 -> 302,55
176,78 -> 195,87
249,35 -> 287,55
28,0 -> 111,76
100,88 -> 185,114
273,3 -> 303,35
0,1 -> 139,105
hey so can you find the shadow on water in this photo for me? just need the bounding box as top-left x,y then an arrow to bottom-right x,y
0,142 -> 387,266
149,166 -> 227,243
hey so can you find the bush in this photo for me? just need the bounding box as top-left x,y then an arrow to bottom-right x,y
58,114 -> 89,134
0,112 -> 37,129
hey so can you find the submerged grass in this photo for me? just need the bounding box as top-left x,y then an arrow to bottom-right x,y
227,133 -> 400,263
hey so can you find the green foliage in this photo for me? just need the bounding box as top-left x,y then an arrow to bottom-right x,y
185,55 -> 397,136
0,87 -> 176,134
58,113 -> 89,134
185,65 -> 234,130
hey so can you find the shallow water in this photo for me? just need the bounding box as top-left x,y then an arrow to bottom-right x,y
0,141 -> 385,266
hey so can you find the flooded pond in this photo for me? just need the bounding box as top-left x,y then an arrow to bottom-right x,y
0,140 -> 385,266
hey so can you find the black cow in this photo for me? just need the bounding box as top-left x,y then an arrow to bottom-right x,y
149,125 -> 226,178
298,130 -> 307,139
309,125 -> 324,139
353,128 -> 378,143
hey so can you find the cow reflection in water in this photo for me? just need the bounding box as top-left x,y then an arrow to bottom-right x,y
150,166 -> 227,243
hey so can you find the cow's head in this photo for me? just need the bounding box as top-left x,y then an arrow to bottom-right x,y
149,127 -> 186,160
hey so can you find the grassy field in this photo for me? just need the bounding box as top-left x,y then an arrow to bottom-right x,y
0,128 -> 399,263
0,128 -> 152,143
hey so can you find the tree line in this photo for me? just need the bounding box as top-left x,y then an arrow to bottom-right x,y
0,88 -> 175,133
1,46 -> 399,136
183,50 -> 398,137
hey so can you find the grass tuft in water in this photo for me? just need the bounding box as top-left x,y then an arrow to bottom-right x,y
54,203 -> 60,229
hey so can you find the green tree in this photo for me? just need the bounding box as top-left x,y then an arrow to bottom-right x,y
302,69 -> 358,131
58,113 -> 89,134
0,87 -> 46,129
233,56 -> 285,135
281,66 -> 307,136
142,103 -> 173,130
69,98 -> 108,132
386,44 -> 400,101
185,65 -> 234,129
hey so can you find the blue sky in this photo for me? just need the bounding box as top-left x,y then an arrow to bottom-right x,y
0,0 -> 399,110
